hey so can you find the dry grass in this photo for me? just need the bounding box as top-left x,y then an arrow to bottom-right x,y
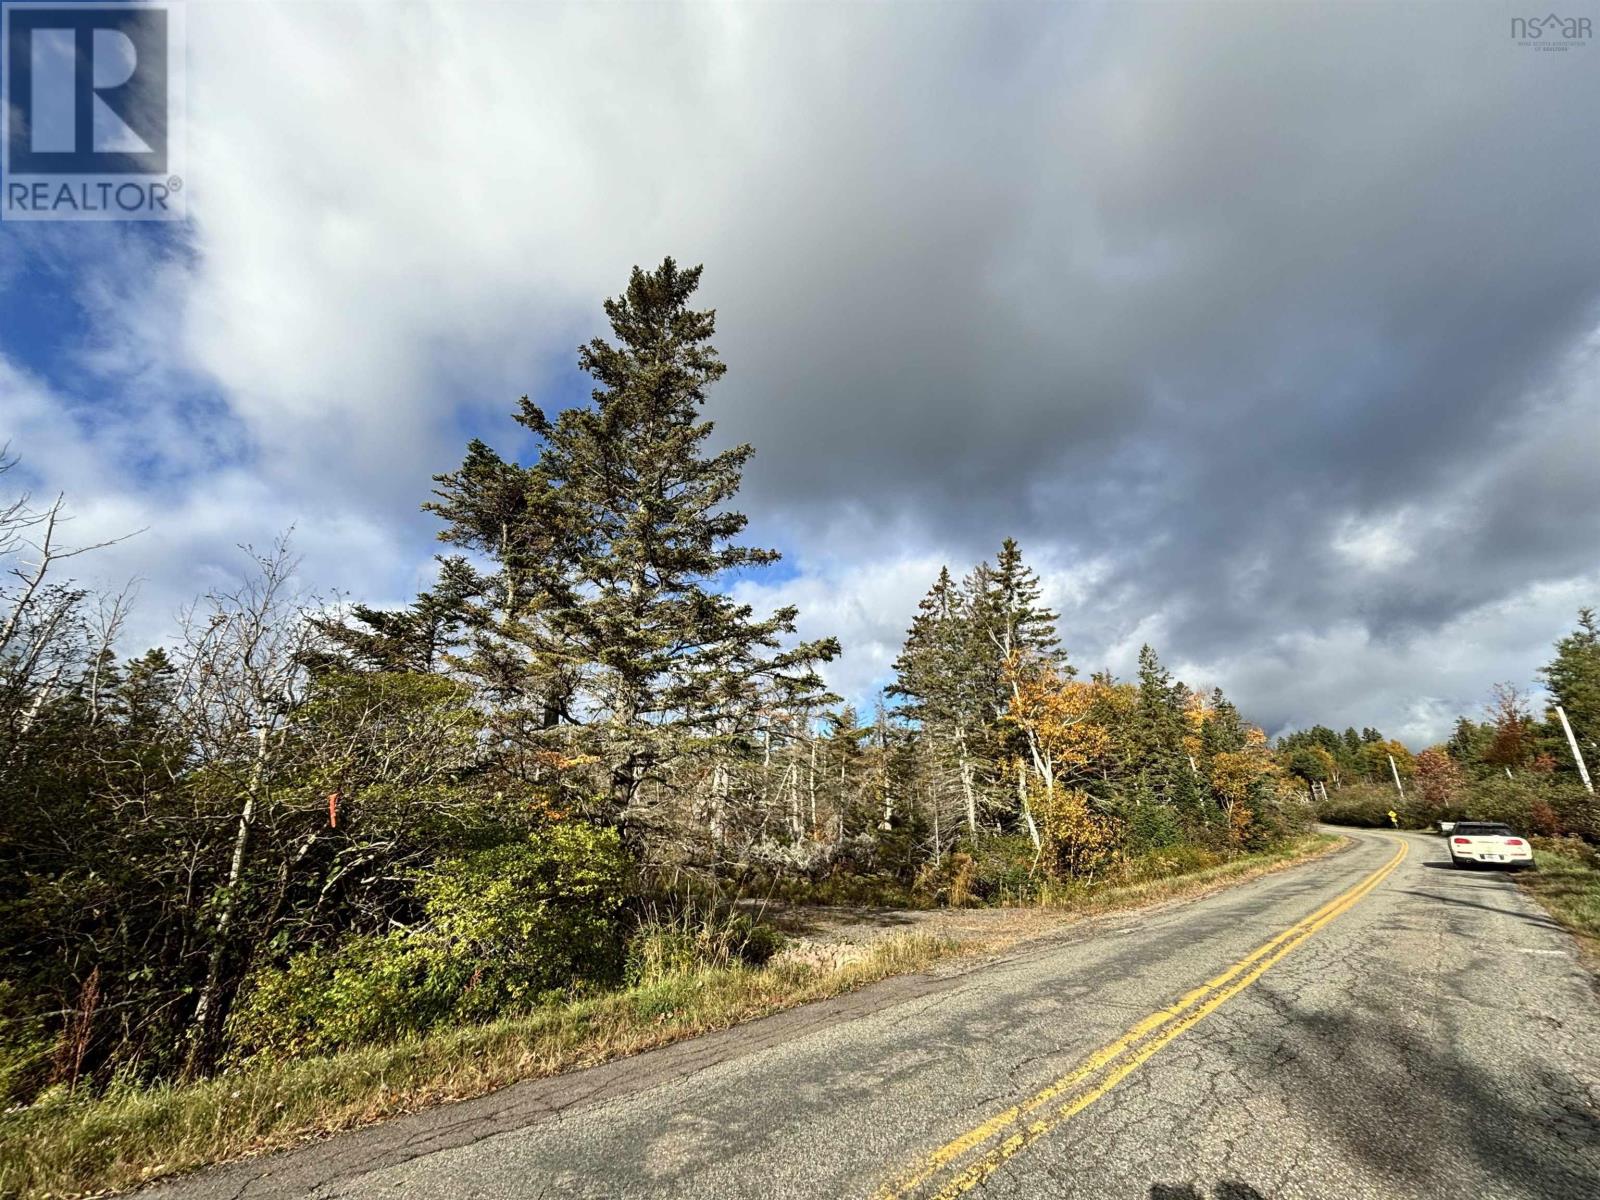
0,833 -> 1340,1200
1030,833 -> 1344,916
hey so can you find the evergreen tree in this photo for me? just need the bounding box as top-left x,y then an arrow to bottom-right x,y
429,259 -> 838,836
315,563 -> 475,675
1130,644 -> 1186,802
889,567 -> 963,726
1446,716 -> 1492,769
820,705 -> 872,838
1541,607 -> 1600,764
889,566 -> 986,833
976,538 -> 1064,670
425,434 -> 580,732
1200,687 -> 1246,757
968,541 -> 1068,830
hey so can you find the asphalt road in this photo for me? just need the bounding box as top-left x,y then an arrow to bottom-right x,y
152,829 -> 1600,1200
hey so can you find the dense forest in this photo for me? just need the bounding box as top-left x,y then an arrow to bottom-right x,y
1,259 -> 1590,1114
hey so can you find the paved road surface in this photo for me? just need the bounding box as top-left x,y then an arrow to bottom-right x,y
152,829 -> 1600,1200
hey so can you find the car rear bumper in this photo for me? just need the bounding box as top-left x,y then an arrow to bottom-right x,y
1449,851 -> 1535,867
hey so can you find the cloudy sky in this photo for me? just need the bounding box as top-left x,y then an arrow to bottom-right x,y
2,1 -> 1597,746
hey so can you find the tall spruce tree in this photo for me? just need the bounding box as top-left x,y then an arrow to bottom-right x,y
889,566 -> 986,833
965,538 -> 1066,741
978,537 -> 1064,670
1200,687 -> 1246,757
429,259 -> 837,837
889,568 -> 962,721
1541,607 -> 1600,765
314,562 -> 476,675
968,539 -> 1067,830
1130,644 -> 1186,803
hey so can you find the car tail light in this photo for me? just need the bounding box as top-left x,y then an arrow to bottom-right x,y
1504,838 -> 1524,846
1453,837 -> 1471,844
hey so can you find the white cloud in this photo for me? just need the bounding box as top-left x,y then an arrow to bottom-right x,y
1182,572 -> 1600,748
1331,513 -> 1415,572
0,350 -> 418,653
2,1 -> 1597,747
732,551 -> 954,709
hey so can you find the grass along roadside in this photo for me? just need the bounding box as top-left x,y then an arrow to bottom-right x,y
1030,832 -> 1344,918
0,833 -> 1341,1200
1520,837 -> 1600,964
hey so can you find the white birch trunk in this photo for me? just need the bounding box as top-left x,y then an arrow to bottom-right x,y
1018,759 -> 1041,851
187,725 -> 270,1068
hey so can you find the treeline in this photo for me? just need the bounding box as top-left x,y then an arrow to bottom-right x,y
885,549 -> 1304,890
1291,612 -> 1600,838
0,260 -> 1310,1106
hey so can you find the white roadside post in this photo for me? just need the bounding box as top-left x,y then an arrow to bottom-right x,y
1388,753 -> 1405,798
1555,704 -> 1595,795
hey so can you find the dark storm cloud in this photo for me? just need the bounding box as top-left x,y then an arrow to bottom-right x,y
691,3 -> 1600,734
8,2 -> 1593,745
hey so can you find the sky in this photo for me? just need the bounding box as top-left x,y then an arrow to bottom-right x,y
2,1 -> 1597,747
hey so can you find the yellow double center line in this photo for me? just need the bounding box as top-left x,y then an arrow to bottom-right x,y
875,836 -> 1408,1200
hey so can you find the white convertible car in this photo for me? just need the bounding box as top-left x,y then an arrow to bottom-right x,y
1446,821 -> 1536,870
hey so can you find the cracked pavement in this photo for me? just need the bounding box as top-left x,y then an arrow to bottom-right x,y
147,830 -> 1600,1199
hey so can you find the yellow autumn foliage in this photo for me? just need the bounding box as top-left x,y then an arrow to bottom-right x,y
1033,788 -> 1120,881
1003,652 -> 1114,783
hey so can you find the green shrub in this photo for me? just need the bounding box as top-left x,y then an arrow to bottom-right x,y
909,834 -> 1041,905
1239,787 -> 1314,851
1454,778 -> 1598,841
1314,776 -> 1598,844
758,870 -> 917,907
1557,791 -> 1600,842
968,832 -> 1043,899
740,921 -> 786,965
1532,834 -> 1599,867
1124,803 -> 1184,853
226,932 -> 452,1059
228,823 -> 631,1059
1315,783 -> 1412,828
419,823 -> 632,1020
910,854 -> 964,906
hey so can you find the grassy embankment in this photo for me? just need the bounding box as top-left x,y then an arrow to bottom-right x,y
1521,837 -> 1600,963
0,833 -> 1338,1200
